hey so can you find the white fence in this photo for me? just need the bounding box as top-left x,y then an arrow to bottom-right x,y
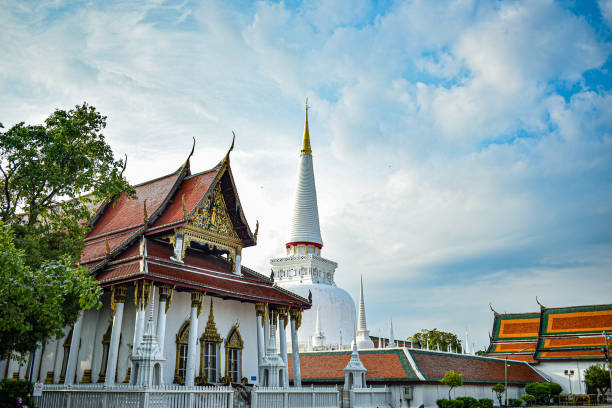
251,385 -> 340,408
350,386 -> 392,408
35,384 -> 234,408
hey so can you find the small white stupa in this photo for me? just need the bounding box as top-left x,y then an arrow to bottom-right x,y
355,276 -> 374,349
344,330 -> 367,390
131,298 -> 165,386
311,305 -> 326,349
259,320 -> 287,387
389,318 -> 395,348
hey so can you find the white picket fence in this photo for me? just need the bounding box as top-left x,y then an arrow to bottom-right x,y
251,385 -> 340,408
35,384 -> 234,408
350,386 -> 392,408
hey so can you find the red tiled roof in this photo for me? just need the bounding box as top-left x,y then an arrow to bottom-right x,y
81,227 -> 141,264
152,170 -> 217,228
288,349 -> 419,383
86,172 -> 180,240
410,350 -> 546,384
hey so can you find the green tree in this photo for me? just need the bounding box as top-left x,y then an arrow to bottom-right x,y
492,384 -> 505,407
0,103 -> 133,358
441,370 -> 463,399
584,364 -> 611,401
412,328 -> 462,352
520,394 -> 535,407
475,350 -> 487,356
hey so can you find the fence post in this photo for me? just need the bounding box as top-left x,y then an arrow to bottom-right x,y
228,388 -> 234,408
65,391 -> 71,408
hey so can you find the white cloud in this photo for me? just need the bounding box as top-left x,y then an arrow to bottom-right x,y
600,0 -> 612,29
1,0 -> 610,350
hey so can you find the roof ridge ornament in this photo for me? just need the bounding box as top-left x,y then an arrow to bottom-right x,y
536,296 -> 545,310
224,131 -> 235,163
180,137 -> 196,172
489,302 -> 498,315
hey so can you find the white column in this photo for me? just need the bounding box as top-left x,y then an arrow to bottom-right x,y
278,310 -> 289,388
235,254 -> 242,275
157,285 -> 172,357
290,311 -> 302,387
264,306 -> 270,354
256,303 -> 265,367
64,311 -> 83,385
185,292 -> 202,387
52,329 -> 67,383
132,284 -> 147,354
106,286 -> 127,386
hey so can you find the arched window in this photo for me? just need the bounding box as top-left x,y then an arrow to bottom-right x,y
224,324 -> 243,383
59,327 -> 73,383
174,320 -> 190,385
199,299 -> 222,384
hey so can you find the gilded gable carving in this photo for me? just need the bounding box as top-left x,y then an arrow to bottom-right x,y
192,184 -> 239,240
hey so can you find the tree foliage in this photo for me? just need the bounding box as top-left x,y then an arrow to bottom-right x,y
441,370 -> 463,399
0,103 -> 133,357
412,328 -> 463,352
520,394 -> 535,407
492,383 -> 505,407
584,364 -> 611,398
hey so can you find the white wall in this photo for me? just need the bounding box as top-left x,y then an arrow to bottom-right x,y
537,360 -> 602,394
406,383 -> 524,408
35,285 -> 263,386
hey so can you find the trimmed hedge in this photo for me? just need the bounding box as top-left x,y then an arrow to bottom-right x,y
509,398 -> 523,407
520,394 -> 535,406
456,396 -> 479,408
478,398 -> 494,408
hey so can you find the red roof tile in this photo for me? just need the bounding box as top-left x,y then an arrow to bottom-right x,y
153,170 -> 217,228
86,172 -> 180,240
410,351 -> 546,384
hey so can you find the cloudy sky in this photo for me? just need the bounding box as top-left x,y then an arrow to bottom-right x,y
2,0 -> 611,351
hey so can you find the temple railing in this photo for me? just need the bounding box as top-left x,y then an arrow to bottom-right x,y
350,386 -> 392,408
251,385 -> 340,408
35,383 -> 234,408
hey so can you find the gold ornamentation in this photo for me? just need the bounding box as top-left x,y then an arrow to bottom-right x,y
301,99 -> 312,155
201,299 -> 222,343
224,324 -> 243,382
255,302 -> 266,318
182,194 -> 188,219
110,285 -> 127,314
174,320 -> 190,385
289,308 -> 303,330
192,184 -> 239,240
254,220 -> 259,241
105,237 -> 110,256
122,367 -> 131,383
80,369 -> 92,384
191,291 -> 205,317
277,306 -> 289,329
143,200 -> 148,223
166,285 -> 176,313
44,371 -> 54,384
134,280 -> 153,309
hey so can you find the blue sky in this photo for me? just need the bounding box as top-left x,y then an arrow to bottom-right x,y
1,0 -> 611,351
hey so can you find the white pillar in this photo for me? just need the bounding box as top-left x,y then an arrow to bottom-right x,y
106,286 -> 127,386
279,310 -> 289,388
290,311 -> 302,387
264,306 -> 270,354
132,283 -> 147,356
185,292 -> 202,387
64,311 -> 83,385
52,329 -> 67,383
157,285 -> 173,358
256,303 -> 265,367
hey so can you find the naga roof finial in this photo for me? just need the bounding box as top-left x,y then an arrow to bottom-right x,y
224,131 -> 235,163
489,302 -> 498,315
105,236 -> 110,256
182,194 -> 188,219
181,137 -> 196,172
536,296 -> 545,309
143,199 -> 148,223
254,220 -> 259,241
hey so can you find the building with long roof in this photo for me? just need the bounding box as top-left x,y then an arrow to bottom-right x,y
1,140 -> 311,388
271,104 -> 356,348
486,302 -> 612,394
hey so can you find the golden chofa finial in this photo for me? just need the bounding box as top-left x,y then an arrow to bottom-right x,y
301,98 -> 312,155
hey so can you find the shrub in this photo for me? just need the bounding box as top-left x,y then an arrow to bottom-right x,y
457,396 -> 479,408
0,379 -> 36,408
509,398 -> 523,407
546,382 -> 562,402
437,399 -> 449,408
478,398 -> 494,408
447,400 -> 465,408
520,394 -> 535,406
525,382 -> 549,404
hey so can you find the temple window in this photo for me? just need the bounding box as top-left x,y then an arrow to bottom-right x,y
174,320 -> 190,385
59,327 -> 73,383
199,299 -> 222,384
224,324 -> 243,383
97,323 -> 112,382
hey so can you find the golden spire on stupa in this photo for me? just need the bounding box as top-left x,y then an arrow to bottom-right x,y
301,98 -> 312,155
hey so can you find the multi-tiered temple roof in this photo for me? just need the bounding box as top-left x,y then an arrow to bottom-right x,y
486,303 -> 612,363
80,140 -> 311,308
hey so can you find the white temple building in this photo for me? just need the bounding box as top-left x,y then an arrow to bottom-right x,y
271,104 -> 356,348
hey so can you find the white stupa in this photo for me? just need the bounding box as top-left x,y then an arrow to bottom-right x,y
355,276 -> 375,349
271,102 -> 356,348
